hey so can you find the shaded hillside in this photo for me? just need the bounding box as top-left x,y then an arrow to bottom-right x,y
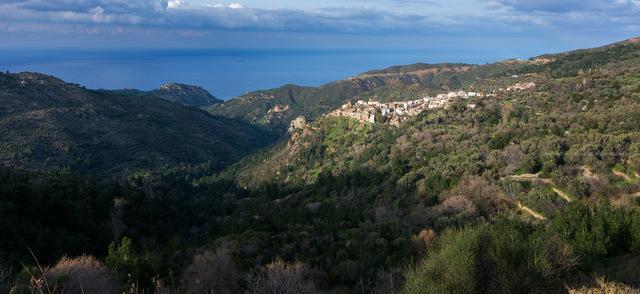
0,72 -> 276,175
103,82 -> 222,107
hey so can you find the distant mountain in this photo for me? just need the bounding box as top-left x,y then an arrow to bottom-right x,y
105,82 -> 222,108
150,82 -> 223,107
0,72 -> 276,175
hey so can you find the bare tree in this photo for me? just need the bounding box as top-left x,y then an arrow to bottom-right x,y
443,176 -> 513,217
45,255 -> 119,294
246,258 -> 317,294
180,248 -> 241,294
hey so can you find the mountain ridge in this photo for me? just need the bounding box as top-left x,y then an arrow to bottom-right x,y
0,72 -> 276,175
102,82 -> 222,108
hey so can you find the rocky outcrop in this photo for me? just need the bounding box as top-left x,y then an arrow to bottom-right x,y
288,116 -> 306,133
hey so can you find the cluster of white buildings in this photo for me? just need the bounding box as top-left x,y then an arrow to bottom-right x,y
329,90 -> 482,126
329,82 -> 535,126
502,82 -> 536,92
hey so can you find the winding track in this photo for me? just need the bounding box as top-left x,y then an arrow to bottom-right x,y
516,202 -> 546,221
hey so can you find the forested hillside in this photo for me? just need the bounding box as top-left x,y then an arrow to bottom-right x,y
0,72 -> 277,175
2,38 -> 640,293
203,37 -> 640,292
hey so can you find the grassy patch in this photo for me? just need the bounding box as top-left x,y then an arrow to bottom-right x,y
322,117 -> 371,149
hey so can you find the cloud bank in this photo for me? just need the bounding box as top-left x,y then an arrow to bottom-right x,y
0,0 -> 436,33
0,0 -> 638,49
493,0 -> 640,13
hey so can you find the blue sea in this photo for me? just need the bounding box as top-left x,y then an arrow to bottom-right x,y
0,48 -> 508,99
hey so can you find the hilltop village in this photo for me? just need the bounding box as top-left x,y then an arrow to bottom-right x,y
329,82 -> 535,126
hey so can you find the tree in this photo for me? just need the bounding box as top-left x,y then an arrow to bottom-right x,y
45,255 -> 118,294
246,258 -> 317,294
180,248 -> 240,294
105,237 -> 153,290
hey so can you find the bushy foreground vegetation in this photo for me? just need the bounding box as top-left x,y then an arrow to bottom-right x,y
2,170 -> 640,293
405,203 -> 640,293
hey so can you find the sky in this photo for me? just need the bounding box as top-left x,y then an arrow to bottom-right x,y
0,0 -> 639,56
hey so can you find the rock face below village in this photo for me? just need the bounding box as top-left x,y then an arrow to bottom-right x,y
288,116 -> 306,132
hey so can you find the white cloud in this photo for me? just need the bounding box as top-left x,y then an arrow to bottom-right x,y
167,0 -> 182,9
90,6 -> 107,23
206,3 -> 244,9
0,0 -> 638,40
493,0 -> 640,13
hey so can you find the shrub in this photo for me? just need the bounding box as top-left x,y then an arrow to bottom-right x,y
404,226 -> 489,294
45,255 -> 118,294
547,203 -> 632,266
411,229 -> 438,253
404,221 -> 576,294
105,237 -> 154,290
568,277 -> 640,294
487,221 -> 574,292
442,176 -> 512,219
180,248 -> 240,294
246,258 -> 317,294
630,212 -> 640,253
421,174 -> 453,203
